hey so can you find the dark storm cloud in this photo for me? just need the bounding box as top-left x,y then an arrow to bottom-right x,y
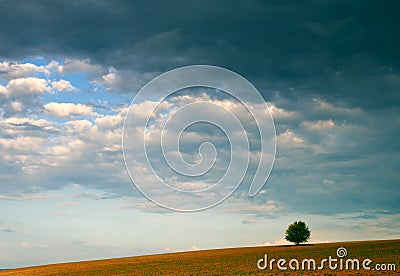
1,0 -> 399,107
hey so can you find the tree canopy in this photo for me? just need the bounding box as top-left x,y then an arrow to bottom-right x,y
285,221 -> 311,245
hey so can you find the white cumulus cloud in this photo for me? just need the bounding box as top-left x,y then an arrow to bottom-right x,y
51,79 -> 75,92
58,58 -> 101,74
44,102 -> 97,118
0,61 -> 50,80
6,77 -> 50,96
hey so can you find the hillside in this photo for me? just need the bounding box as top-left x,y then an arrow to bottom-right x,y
1,239 -> 399,275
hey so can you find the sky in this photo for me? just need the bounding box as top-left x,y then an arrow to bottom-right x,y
0,0 -> 399,268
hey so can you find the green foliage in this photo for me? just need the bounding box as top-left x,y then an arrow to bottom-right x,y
285,221 -> 311,245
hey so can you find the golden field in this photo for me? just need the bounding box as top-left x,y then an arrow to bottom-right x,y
1,239 -> 399,275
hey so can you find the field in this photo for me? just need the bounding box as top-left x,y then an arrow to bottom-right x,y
1,239 -> 399,275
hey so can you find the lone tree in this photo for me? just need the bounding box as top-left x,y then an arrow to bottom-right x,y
285,221 -> 311,245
